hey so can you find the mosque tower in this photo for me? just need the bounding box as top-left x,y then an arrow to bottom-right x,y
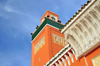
31,10 -> 68,66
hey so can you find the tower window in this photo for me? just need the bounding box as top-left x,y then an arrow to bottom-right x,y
42,39 -> 43,43
51,17 -> 55,20
50,14 -> 57,21
60,38 -> 62,43
55,36 -> 57,41
65,40 -> 66,44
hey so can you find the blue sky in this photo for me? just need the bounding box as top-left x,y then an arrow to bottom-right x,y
0,0 -> 87,66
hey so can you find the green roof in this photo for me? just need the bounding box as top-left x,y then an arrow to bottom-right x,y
32,18 -> 64,41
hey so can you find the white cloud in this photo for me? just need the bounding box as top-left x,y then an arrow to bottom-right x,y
4,5 -> 25,16
1,4 -> 35,20
4,5 -> 14,12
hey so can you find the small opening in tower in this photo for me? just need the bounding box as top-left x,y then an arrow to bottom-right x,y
55,36 -> 57,41
60,38 -> 62,43
51,17 -> 55,20
65,40 -> 66,44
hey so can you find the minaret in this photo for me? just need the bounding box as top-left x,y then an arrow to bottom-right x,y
31,10 -> 68,66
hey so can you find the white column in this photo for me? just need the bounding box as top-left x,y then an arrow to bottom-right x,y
71,28 -> 83,48
61,58 -> 66,66
58,60 -> 63,66
87,13 -> 99,42
64,55 -> 70,66
55,63 -> 59,66
93,10 -> 100,20
75,25 -> 88,48
84,16 -> 97,38
94,6 -> 100,16
78,21 -> 93,48
68,52 -> 74,63
79,20 -> 92,41
82,19 -> 94,39
71,49 -> 78,60
67,34 -> 82,56
90,11 -> 100,24
88,12 -> 100,30
91,9 -> 100,34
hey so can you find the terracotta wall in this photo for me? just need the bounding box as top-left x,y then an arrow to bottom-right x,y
61,46 -> 100,66
31,25 -> 66,66
31,26 -> 50,66
85,46 -> 100,66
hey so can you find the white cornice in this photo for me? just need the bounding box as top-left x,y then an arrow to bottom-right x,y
45,44 -> 71,66
61,0 -> 95,33
31,24 -> 59,43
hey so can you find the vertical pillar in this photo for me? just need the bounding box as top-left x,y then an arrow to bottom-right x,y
68,52 -> 74,63
64,55 -> 70,66
58,60 -> 63,66
61,58 -> 66,66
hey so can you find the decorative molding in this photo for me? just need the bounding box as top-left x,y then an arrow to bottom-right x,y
92,54 -> 100,66
34,35 -> 45,54
61,0 -> 95,33
62,0 -> 100,58
52,33 -> 68,46
61,58 -> 66,66
31,18 -> 64,42
58,60 -> 63,66
64,55 -> 70,66
45,44 -> 71,66
68,52 -> 74,63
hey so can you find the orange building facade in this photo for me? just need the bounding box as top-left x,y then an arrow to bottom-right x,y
31,0 -> 100,66
31,11 -> 69,66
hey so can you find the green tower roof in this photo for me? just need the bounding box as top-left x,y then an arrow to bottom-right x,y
32,18 -> 64,41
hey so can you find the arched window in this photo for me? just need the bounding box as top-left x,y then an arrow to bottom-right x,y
51,17 -> 55,20
60,38 -> 62,43
55,36 -> 57,41
42,39 -> 43,43
65,40 -> 66,44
